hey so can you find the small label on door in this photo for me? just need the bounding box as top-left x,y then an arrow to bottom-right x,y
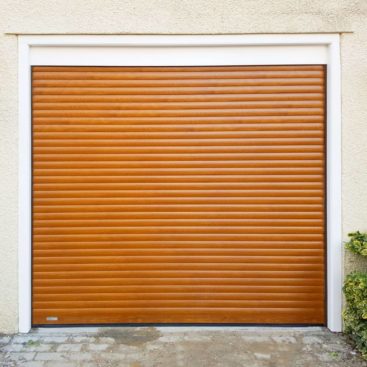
46,316 -> 58,321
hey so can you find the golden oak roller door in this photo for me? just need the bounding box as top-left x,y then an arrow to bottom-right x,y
32,65 -> 326,325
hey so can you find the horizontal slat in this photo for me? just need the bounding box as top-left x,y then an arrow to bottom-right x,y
33,137 -> 324,147
33,167 -> 323,176
33,277 -> 324,286
33,284 -> 324,294
33,110 -> 324,120
33,100 -> 323,110
33,93 -> 324,103
33,145 -> 324,154
33,262 -> 324,272
31,309 -> 324,325
33,123 -> 324,134
33,292 -> 323,302
33,85 -> 324,96
33,218 -> 323,228
33,175 -> 323,185
33,117 -> 324,127
33,266 -> 323,275
32,153 -> 323,163
33,198 -> 324,206
33,162 -> 324,170
33,211 -> 323,220
33,226 -> 324,236
33,130 -> 324,140
33,233 -> 324,243
33,182 -> 324,191
33,70 -> 324,80
33,78 -> 324,88
32,204 -> 323,213
32,65 -> 324,72
33,300 -> 324,311
33,189 -> 324,198
32,254 -> 323,265
33,247 -> 323,256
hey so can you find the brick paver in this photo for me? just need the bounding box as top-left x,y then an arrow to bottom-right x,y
0,327 -> 366,366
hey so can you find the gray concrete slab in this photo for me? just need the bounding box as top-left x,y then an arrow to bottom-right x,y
0,326 -> 366,366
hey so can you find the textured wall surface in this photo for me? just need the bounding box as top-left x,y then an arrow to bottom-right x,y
1,0 -> 367,332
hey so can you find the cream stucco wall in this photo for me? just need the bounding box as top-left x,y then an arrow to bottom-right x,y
1,0 -> 367,333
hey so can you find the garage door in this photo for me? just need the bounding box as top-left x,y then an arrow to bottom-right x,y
32,65 -> 326,325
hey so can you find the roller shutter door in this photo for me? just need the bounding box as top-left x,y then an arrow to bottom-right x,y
32,65 -> 326,325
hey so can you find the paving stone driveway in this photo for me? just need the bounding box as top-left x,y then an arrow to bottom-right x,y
0,326 -> 366,367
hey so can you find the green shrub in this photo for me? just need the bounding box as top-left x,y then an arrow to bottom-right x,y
345,231 -> 367,256
343,272 -> 367,359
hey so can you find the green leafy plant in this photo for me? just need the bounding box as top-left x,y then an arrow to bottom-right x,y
345,231 -> 367,257
343,270 -> 367,358
343,232 -> 367,359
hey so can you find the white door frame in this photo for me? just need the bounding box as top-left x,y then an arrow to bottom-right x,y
18,34 -> 342,333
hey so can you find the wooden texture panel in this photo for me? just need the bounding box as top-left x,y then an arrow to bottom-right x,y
32,65 -> 326,325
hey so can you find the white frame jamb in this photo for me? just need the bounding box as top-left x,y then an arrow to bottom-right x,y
18,34 -> 342,332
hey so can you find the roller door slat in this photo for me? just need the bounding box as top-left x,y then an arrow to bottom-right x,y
32,65 -> 325,325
